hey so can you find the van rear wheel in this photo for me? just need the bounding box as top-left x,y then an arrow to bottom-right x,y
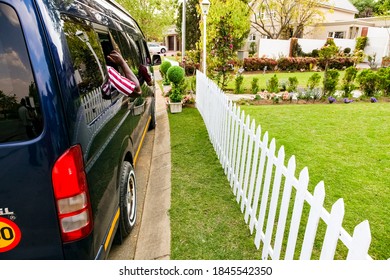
118,161 -> 137,240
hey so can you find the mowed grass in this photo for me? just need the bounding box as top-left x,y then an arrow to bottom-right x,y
169,101 -> 389,260
169,108 -> 262,260
241,102 -> 390,260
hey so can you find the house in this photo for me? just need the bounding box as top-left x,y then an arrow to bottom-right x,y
162,25 -> 181,52
246,1 -> 390,65
245,0 -> 359,54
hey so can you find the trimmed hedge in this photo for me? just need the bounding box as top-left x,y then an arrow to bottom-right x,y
244,56 -> 354,72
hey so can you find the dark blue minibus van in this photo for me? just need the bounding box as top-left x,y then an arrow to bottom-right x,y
0,0 -> 160,259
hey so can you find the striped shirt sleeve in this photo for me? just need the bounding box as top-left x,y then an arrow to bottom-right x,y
107,66 -> 136,96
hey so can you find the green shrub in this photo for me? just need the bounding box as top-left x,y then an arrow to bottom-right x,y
267,74 -> 279,93
167,66 -> 185,85
234,74 -> 244,94
251,77 -> 259,94
357,69 -> 379,97
342,66 -> 358,97
377,67 -> 390,96
160,61 -> 172,76
169,87 -> 183,103
307,73 -> 322,90
355,36 -> 368,51
323,69 -> 340,96
160,61 -> 172,85
287,76 -> 298,92
343,47 -> 351,55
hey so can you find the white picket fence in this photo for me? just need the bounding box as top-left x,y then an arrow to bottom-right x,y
195,70 -> 373,260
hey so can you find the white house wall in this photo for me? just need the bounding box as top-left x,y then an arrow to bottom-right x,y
258,38 -> 356,58
258,39 -> 291,58
364,27 -> 390,64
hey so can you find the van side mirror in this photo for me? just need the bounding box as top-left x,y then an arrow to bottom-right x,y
152,54 -> 161,66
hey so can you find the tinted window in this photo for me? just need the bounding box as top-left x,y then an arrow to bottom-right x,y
110,29 -> 140,72
62,15 -> 112,124
62,15 -> 106,95
0,3 -> 43,143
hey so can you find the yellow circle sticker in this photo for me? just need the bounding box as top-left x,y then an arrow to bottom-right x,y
0,217 -> 21,253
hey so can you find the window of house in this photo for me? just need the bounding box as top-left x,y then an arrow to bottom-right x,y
328,31 -> 345,39
249,34 -> 256,41
259,7 -> 276,20
0,3 -> 43,143
334,31 -> 345,39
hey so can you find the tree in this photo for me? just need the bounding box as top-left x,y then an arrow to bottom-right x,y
248,0 -> 327,39
205,0 -> 250,88
351,0 -> 390,16
117,0 -> 177,42
176,0 -> 201,51
351,0 -> 376,18
0,90 -> 17,119
375,0 -> 390,15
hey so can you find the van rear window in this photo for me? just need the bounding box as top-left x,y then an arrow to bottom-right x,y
0,3 -> 43,143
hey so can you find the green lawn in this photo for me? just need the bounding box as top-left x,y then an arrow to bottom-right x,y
169,102 -> 389,260
169,108 -> 262,260
240,102 -> 390,260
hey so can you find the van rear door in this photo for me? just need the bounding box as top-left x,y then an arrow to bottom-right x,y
0,1 -> 68,259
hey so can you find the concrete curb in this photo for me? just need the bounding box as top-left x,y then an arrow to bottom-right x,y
134,84 -> 171,260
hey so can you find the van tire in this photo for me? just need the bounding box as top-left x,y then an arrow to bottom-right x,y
117,161 -> 137,240
148,99 -> 156,130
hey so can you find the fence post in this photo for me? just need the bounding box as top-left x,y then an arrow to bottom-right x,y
254,138 -> 276,249
273,155 -> 296,259
320,199 -> 345,260
300,182 -> 326,259
262,146 -> 285,259
347,220 -> 371,260
285,167 -> 309,259
249,132 -> 268,233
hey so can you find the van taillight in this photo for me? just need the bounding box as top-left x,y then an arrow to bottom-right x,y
52,145 -> 93,242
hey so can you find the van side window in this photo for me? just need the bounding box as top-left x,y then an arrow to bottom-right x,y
0,3 -> 43,143
62,15 -> 106,95
110,30 -> 140,73
62,15 -> 111,124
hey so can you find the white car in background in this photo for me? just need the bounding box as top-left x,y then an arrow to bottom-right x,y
147,42 -> 167,54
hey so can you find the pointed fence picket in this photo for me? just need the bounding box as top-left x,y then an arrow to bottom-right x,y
195,70 -> 373,260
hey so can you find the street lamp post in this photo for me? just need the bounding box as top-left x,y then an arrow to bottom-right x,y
201,0 -> 210,74
182,0 -> 186,64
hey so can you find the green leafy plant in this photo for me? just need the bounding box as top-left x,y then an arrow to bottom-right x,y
167,66 -> 186,103
287,76 -> 298,92
267,74 -> 279,93
357,69 -> 379,97
323,69 -> 340,96
249,42 -> 257,57
169,87 -> 183,103
234,73 -> 244,94
167,66 -> 185,86
341,66 -> 358,97
376,67 -> 390,96
160,60 -> 172,85
307,73 -> 321,90
251,77 -> 259,94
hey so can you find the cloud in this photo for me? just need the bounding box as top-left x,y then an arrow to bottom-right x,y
0,77 -> 31,97
0,48 -> 29,74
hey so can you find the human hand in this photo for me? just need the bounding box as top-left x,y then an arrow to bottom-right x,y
107,50 -> 125,66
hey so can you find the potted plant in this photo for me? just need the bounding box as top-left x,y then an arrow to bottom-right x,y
166,65 -> 185,113
133,96 -> 145,115
168,88 -> 183,113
